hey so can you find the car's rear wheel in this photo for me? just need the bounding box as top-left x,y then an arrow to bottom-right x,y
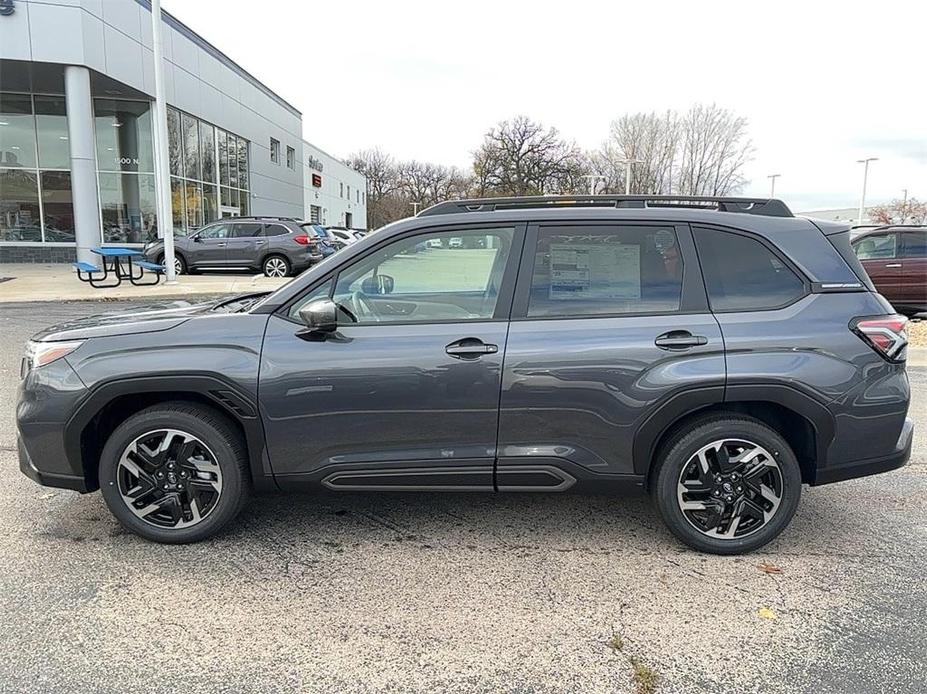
652,414 -> 802,554
157,253 -> 186,275
99,403 -> 250,543
262,255 -> 290,278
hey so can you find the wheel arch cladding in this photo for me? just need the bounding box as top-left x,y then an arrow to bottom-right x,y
638,395 -> 831,487
66,377 -> 272,493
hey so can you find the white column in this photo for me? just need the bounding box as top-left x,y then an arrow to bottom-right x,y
64,66 -> 101,265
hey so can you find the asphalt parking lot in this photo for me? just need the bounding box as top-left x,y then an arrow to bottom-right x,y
1,301 -> 924,694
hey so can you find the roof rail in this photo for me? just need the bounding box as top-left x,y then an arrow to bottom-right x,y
857,224 -> 927,231
232,215 -> 301,222
418,195 -> 793,218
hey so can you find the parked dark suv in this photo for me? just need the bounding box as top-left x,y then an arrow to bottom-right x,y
143,216 -> 323,277
17,196 -> 912,553
851,225 -> 926,316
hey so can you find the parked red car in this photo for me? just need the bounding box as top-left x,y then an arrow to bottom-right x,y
852,226 -> 927,316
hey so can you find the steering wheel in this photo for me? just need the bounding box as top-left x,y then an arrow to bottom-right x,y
350,291 -> 380,323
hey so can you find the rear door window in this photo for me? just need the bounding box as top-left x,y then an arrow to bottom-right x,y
901,231 -> 926,258
230,222 -> 263,238
526,225 -> 684,317
694,227 -> 805,311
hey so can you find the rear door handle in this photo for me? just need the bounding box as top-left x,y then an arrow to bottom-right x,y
885,263 -> 902,268
445,338 -> 499,359
655,331 -> 708,350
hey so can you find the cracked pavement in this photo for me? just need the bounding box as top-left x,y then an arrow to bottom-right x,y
0,302 -> 924,693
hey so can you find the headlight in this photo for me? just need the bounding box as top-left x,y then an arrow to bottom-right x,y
24,340 -> 85,371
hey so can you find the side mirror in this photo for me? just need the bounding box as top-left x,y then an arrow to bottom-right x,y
298,299 -> 338,333
192,235 -> 203,243
361,274 -> 394,295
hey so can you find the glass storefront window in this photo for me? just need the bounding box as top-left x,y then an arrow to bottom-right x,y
34,96 -> 70,170
167,107 -> 183,176
184,180 -> 203,230
228,134 -> 238,188
239,189 -> 249,216
94,99 -> 154,173
0,169 -> 41,241
99,172 -> 157,243
0,93 -> 37,169
39,171 -> 74,242
237,137 -> 248,189
218,130 -> 229,187
171,176 -> 186,235
203,183 -> 217,223
200,122 -> 215,183
182,113 -> 200,181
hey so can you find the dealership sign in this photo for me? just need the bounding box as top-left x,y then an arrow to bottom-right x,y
306,155 -> 323,172
0,0 -> 15,16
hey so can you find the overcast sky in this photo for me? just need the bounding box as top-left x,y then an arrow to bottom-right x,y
166,0 -> 926,211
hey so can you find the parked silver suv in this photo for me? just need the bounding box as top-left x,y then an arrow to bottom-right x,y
143,216 -> 323,277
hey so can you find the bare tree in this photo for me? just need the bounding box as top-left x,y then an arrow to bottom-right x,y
345,148 -> 400,229
397,161 -> 470,209
589,111 -> 679,194
869,197 -> 927,225
472,116 -> 586,196
589,104 -> 753,197
674,104 -> 753,196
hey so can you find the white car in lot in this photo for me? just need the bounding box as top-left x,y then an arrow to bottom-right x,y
329,228 -> 367,245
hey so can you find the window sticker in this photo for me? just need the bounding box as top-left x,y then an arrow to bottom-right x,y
549,243 -> 641,300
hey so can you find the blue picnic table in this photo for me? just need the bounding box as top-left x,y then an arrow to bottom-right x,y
73,247 -> 166,288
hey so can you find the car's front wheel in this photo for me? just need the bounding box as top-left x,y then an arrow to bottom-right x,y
652,414 -> 802,554
157,253 -> 186,275
99,403 -> 250,543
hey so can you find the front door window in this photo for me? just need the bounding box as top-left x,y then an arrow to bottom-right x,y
329,227 -> 515,323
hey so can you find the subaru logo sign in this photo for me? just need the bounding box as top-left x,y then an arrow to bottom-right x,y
0,0 -> 14,17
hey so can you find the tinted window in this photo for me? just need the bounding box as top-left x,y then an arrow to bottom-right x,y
196,224 -> 229,240
230,223 -> 262,238
261,224 -> 289,237
527,226 -> 683,317
901,231 -> 927,258
332,228 -> 514,323
695,228 -> 804,311
854,233 -> 896,260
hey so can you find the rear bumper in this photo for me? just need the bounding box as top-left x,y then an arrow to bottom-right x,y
812,416 -> 913,485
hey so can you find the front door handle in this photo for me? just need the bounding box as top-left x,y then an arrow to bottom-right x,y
445,338 -> 499,359
655,331 -> 708,350
885,263 -> 902,268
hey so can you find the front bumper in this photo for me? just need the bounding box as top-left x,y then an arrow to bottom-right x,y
16,357 -> 91,492
18,437 -> 89,492
812,416 -> 913,485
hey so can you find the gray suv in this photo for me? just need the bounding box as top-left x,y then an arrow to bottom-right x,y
17,196 -> 912,553
143,216 -> 323,277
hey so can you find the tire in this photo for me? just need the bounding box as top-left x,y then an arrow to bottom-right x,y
158,253 -> 186,275
652,414 -> 802,555
262,254 -> 290,278
98,402 -> 250,544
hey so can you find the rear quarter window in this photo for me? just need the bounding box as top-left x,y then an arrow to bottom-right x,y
694,227 -> 805,311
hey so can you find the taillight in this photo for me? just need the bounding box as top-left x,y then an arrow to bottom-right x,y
851,315 -> 908,361
293,235 -> 317,246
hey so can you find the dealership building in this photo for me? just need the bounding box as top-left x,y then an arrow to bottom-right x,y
0,0 -> 366,264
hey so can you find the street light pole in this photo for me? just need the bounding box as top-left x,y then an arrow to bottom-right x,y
619,159 -> 643,195
767,174 -> 781,198
150,0 -> 176,282
856,157 -> 878,226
